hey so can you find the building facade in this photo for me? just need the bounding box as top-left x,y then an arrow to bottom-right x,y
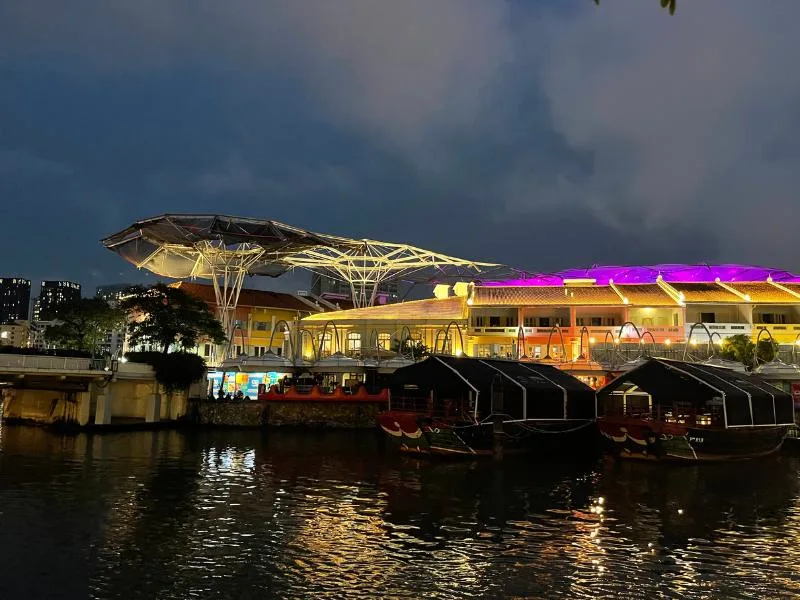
125,282 -> 331,365
298,264 -> 800,385
0,322 -> 30,348
0,278 -> 31,325
34,280 -> 81,320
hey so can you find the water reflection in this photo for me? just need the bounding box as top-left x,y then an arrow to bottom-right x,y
0,426 -> 798,599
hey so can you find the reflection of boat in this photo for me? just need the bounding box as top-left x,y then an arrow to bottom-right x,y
377,355 -> 597,458
596,358 -> 794,462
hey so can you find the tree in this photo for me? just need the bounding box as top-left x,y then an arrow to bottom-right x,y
45,297 -> 125,357
594,0 -> 676,16
719,334 -> 779,369
119,283 -> 226,354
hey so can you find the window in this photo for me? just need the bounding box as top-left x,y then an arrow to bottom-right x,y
232,320 -> 244,329
591,317 -> 602,327
318,333 -> 332,356
539,317 -> 550,327
203,344 -> 211,357
378,333 -> 392,350
254,321 -> 269,331
504,316 -> 516,327
475,316 -> 486,327
347,332 -> 362,353
700,312 -> 716,324
252,346 -> 267,357
524,317 -> 535,327
234,345 -> 243,356
489,316 -> 501,327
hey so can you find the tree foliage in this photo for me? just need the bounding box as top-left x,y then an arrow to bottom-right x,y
125,351 -> 207,394
594,0 -> 676,16
119,283 -> 226,354
44,297 -> 125,357
718,334 -> 779,368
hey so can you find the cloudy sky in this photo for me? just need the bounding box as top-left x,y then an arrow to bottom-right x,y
1,0 -> 799,295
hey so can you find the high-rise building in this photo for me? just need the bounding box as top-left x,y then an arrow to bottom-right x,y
34,280 -> 81,321
0,278 -> 31,324
95,283 -> 134,358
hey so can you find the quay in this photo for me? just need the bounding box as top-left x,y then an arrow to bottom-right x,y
0,354 -> 196,429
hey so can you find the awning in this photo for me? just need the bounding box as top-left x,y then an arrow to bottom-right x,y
389,355 -> 595,421
597,358 -> 794,427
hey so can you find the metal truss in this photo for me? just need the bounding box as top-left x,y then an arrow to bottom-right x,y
281,239 -> 499,307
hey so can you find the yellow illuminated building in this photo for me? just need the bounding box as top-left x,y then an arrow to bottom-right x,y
298,265 -> 800,378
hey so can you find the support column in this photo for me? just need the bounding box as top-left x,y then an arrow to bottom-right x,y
95,386 -> 112,425
146,391 -> 162,423
77,389 -> 92,427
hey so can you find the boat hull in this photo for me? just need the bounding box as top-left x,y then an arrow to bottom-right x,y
377,411 -> 598,458
598,417 -> 788,462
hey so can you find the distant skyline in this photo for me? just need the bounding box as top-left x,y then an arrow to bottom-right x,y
2,1 -> 799,294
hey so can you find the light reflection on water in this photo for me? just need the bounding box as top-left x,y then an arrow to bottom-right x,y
0,426 -> 798,599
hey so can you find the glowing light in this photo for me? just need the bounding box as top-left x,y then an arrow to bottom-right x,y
677,508 -> 684,515
466,298 -> 473,306
455,349 -> 463,357
744,294 -> 751,302
690,339 -> 698,346
119,356 -> 128,363
614,338 -> 620,345
597,497 -> 604,505
664,338 -> 671,346
589,337 -> 596,344
484,264 -> 800,287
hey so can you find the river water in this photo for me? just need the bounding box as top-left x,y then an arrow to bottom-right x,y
0,425 -> 798,599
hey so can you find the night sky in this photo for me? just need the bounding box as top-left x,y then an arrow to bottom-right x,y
2,1 -> 799,296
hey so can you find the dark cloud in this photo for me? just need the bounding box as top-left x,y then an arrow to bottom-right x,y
0,0 -> 797,296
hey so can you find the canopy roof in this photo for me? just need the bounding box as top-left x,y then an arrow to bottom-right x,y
389,355 -> 596,421
101,214 -> 343,280
597,358 -> 794,427
103,213 -> 501,308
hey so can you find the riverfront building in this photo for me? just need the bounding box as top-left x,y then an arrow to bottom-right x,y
298,264 -> 800,386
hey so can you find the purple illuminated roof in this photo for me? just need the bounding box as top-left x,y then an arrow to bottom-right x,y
482,264 -> 800,287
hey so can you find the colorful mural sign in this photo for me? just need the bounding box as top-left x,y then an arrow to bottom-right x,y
207,371 -> 284,398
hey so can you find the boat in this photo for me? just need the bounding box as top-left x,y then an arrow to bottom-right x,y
596,358 -> 794,462
376,355 -> 597,458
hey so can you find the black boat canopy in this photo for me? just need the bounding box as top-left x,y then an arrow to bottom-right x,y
597,358 -> 794,428
389,355 -> 596,421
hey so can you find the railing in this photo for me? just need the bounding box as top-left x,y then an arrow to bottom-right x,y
0,354 -> 95,371
469,324 -> 682,341
685,322 -> 751,340
753,324 -> 800,343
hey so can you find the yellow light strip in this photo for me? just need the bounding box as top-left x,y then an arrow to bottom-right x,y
766,276 -> 800,300
655,276 -> 684,306
715,278 -> 751,302
607,279 -> 629,305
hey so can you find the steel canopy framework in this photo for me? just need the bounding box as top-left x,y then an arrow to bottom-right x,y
102,214 -> 501,353
282,237 -> 499,307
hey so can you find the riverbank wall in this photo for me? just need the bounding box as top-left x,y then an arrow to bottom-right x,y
188,398 -> 385,428
0,358 -> 199,429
